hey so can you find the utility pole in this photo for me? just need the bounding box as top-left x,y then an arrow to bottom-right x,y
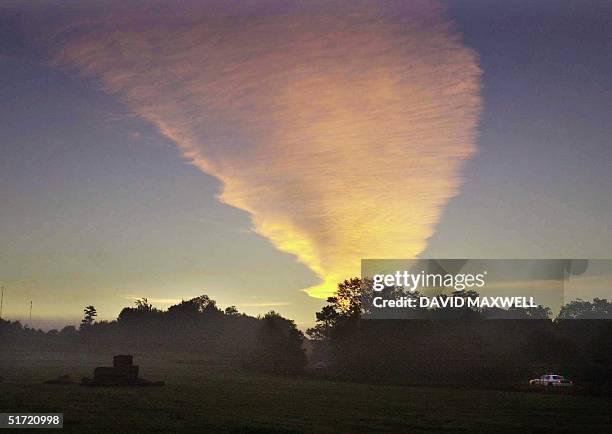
0,286 -> 4,319
29,300 -> 32,324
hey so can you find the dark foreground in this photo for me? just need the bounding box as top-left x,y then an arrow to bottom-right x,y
1,351 -> 611,433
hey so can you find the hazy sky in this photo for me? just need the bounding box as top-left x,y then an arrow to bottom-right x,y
1,1 -> 611,329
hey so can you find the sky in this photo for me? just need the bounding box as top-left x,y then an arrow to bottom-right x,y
1,0 -> 611,330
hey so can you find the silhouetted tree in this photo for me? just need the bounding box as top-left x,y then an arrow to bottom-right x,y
167,294 -> 221,319
558,298 -> 612,319
307,305 -> 340,341
134,298 -> 155,312
249,311 -> 306,374
118,298 -> 160,325
80,305 -> 97,330
307,277 -> 366,341
224,306 -> 239,316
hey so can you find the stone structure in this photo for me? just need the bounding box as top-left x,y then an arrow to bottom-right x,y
81,355 -> 163,387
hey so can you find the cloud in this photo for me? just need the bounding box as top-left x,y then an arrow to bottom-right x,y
53,1 -> 481,298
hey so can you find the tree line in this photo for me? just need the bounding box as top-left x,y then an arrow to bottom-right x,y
0,295 -> 306,374
1,279 -> 610,392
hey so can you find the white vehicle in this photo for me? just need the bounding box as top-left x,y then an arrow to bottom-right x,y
529,373 -> 573,387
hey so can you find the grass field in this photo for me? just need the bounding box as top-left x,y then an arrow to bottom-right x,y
1,350 -> 611,433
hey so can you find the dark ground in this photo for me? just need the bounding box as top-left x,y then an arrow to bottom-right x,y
1,350 -> 611,433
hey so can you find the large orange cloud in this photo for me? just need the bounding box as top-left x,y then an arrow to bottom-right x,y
54,0 -> 481,298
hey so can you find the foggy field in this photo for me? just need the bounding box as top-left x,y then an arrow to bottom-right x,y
1,351 -> 611,433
